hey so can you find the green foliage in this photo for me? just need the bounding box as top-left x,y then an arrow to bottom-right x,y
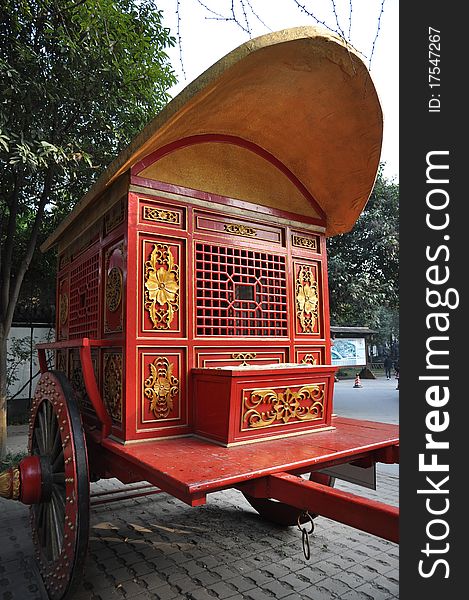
6,336 -> 31,388
0,0 -> 176,324
327,167 -> 399,331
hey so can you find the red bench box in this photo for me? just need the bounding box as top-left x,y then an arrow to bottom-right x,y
192,363 -> 337,446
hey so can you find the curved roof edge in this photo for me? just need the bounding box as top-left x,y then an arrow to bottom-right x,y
42,26 -> 382,252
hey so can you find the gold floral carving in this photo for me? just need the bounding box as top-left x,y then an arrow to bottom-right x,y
292,235 -> 317,251
296,265 -> 319,333
224,224 -> 257,238
232,352 -> 257,366
59,293 -> 68,326
243,385 -> 324,429
143,206 -> 180,224
0,467 -> 20,500
301,354 -> 317,365
144,356 -> 179,419
144,244 -> 180,329
103,353 -> 122,422
106,266 -> 123,312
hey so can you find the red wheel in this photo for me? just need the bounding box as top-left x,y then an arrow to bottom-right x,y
29,371 -> 90,600
243,472 -> 335,526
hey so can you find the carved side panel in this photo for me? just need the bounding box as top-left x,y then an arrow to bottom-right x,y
294,261 -> 322,336
103,352 -> 123,424
57,277 -> 69,341
140,238 -> 184,335
104,241 -> 125,334
138,349 -> 187,431
241,384 -> 325,431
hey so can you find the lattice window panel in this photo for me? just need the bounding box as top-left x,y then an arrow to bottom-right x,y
195,244 -> 288,336
69,252 -> 100,339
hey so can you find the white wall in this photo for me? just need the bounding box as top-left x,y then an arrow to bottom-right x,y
7,326 -> 54,399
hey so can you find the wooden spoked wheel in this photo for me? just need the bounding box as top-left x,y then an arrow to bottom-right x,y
243,472 -> 335,526
29,370 -> 90,600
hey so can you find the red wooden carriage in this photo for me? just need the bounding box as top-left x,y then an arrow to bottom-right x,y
0,27 -> 398,599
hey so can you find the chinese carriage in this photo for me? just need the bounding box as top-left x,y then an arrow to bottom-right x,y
0,27 -> 398,599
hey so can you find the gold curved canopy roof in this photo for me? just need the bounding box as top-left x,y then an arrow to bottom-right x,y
43,26 -> 382,251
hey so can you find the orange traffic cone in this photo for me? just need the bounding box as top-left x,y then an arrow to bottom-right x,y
353,373 -> 362,388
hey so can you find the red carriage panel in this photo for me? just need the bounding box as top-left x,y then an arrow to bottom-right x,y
295,346 -> 327,365
103,240 -> 125,335
193,364 -> 336,446
137,347 -> 188,434
139,236 -> 185,337
194,347 -> 289,368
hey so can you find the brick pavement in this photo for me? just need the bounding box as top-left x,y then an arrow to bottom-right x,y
0,468 -> 398,600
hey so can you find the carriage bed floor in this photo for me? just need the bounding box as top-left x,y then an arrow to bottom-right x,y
94,416 -> 399,506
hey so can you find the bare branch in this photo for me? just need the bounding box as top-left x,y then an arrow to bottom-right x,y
369,0 -> 386,68
3,168 -> 55,334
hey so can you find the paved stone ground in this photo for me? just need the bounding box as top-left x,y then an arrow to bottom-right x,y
1,378 -> 399,599
0,470 -> 398,600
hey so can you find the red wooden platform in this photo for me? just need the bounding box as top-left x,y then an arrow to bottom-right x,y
92,416 -> 399,507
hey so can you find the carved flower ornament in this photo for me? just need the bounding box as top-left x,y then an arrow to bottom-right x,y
296,283 -> 318,316
145,266 -> 179,307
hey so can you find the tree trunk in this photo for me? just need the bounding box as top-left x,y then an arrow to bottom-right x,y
0,328 -> 8,460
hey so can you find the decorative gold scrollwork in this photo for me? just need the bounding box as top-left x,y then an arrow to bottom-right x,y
144,244 -> 180,329
143,206 -> 180,224
144,356 -> 179,419
232,352 -> 257,366
0,467 -> 20,500
103,353 -> 123,422
106,266 -> 123,313
301,354 -> 317,365
243,385 -> 324,429
292,235 -> 318,251
59,293 -> 69,326
224,224 -> 257,238
296,265 -> 319,333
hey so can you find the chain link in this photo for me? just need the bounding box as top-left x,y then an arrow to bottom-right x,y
297,511 -> 315,560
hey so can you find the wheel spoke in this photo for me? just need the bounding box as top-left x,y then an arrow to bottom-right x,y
51,427 -> 62,461
52,450 -> 64,473
46,402 -> 58,454
52,472 -> 65,485
34,424 -> 46,455
50,495 -> 63,558
52,487 -> 66,524
38,406 -> 48,454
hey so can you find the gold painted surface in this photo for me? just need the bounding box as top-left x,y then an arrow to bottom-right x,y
143,206 -> 180,224
232,352 -> 257,366
243,385 -> 324,429
301,353 -> 318,365
42,27 -> 382,252
144,356 -> 179,419
143,143 -> 317,218
296,265 -> 319,334
103,353 -> 123,422
144,244 -> 180,329
224,223 -> 258,238
292,235 -> 317,251
0,469 -> 12,499
106,267 -> 123,313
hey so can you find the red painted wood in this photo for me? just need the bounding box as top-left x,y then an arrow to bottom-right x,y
265,472 -> 399,543
79,340 -> 112,438
130,176 -> 326,229
95,416 -> 398,505
18,455 -> 43,505
193,365 -> 336,445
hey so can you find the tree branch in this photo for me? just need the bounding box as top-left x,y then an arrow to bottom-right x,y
3,167 -> 55,334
